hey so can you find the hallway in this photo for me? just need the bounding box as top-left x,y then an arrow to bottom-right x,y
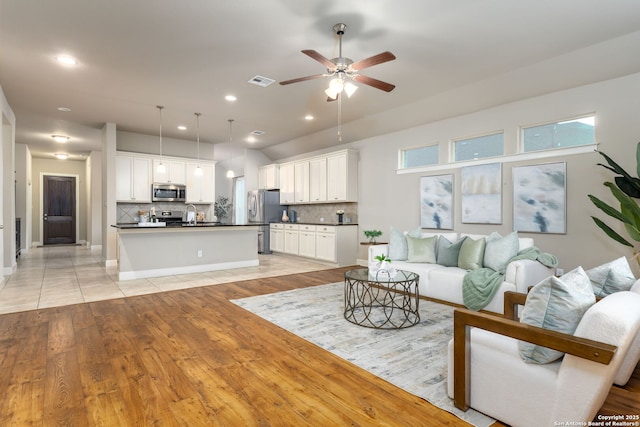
0,246 -> 335,314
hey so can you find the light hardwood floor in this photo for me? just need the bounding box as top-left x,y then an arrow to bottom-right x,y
0,246 -> 637,426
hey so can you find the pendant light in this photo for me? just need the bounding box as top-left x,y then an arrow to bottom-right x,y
194,112 -> 203,176
156,105 -> 166,173
226,119 -> 235,179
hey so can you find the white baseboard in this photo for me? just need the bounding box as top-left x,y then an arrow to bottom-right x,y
118,259 -> 259,281
356,258 -> 368,266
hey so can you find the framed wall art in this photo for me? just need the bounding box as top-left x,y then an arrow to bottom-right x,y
461,162 -> 502,224
512,161 -> 566,234
420,174 -> 453,229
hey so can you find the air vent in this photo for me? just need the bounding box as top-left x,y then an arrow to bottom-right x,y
250,130 -> 266,136
248,75 -> 275,87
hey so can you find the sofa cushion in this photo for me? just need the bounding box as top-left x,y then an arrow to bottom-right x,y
388,226 -> 421,261
406,235 -> 438,263
458,236 -> 486,270
483,231 -> 519,272
436,236 -> 466,267
518,267 -> 596,364
586,257 -> 636,297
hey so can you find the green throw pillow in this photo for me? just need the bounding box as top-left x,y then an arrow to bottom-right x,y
483,231 -> 519,272
458,236 -> 486,270
518,267 -> 596,364
436,236 -> 466,267
406,235 -> 437,263
585,257 -> 636,297
388,226 -> 422,261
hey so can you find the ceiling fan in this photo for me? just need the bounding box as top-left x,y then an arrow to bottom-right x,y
279,23 -> 396,100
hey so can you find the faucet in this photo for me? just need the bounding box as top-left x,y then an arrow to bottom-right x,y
186,204 -> 197,225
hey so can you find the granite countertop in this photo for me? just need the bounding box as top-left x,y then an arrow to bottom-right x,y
112,222 -> 268,229
270,221 -> 358,226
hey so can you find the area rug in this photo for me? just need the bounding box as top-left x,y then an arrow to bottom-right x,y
231,282 -> 495,427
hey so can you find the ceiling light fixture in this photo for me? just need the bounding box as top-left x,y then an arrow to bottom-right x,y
57,107 -> 71,112
55,153 -> 69,160
55,55 -> 78,65
52,134 -> 69,143
305,114 -> 314,121
156,105 -> 166,173
226,119 -> 235,179
194,112 -> 203,176
225,95 -> 237,102
324,75 -> 358,100
177,125 -> 187,130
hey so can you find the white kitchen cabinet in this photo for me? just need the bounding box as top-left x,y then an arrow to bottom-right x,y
294,161 -> 310,203
315,229 -> 337,262
186,162 -> 215,203
308,157 -> 327,203
298,225 -> 316,258
258,164 -> 280,190
270,223 -> 284,252
283,224 -> 299,255
153,158 -> 186,184
279,162 -> 295,204
327,150 -> 358,202
116,154 -> 152,203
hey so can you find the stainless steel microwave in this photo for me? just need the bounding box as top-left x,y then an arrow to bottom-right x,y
152,183 -> 186,202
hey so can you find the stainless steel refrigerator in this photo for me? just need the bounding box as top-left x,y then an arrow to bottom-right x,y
247,189 -> 284,254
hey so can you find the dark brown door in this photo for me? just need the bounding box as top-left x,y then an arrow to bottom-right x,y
43,175 -> 76,245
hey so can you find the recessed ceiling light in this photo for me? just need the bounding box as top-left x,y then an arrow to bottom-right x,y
250,130 -> 265,136
225,95 -> 237,101
177,125 -> 187,130
247,136 -> 256,143
57,107 -> 71,112
52,135 -> 70,143
55,55 -> 78,65
305,115 -> 314,121
55,153 -> 69,160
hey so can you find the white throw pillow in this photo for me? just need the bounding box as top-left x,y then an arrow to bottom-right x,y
518,267 -> 596,364
483,231 -> 519,272
388,227 -> 421,261
585,257 -> 636,297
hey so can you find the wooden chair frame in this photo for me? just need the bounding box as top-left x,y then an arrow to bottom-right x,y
453,291 -> 618,410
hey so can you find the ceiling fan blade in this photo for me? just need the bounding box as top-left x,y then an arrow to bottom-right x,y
279,74 -> 326,85
353,75 -> 396,92
350,51 -> 396,71
302,49 -> 336,69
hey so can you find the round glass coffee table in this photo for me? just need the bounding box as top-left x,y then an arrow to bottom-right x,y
344,268 -> 420,329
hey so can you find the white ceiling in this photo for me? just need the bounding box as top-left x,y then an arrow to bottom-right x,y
2,0 -> 640,161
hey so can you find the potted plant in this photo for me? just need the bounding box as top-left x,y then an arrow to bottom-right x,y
588,141 -> 640,265
363,229 -> 383,244
214,196 -> 232,222
370,254 -> 396,279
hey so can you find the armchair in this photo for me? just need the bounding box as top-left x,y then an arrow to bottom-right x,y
447,291 -> 640,427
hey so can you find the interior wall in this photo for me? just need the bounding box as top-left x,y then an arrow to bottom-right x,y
277,72 -> 640,273
31,158 -> 87,246
14,144 -> 31,254
87,150 -> 102,250
1,84 -> 16,276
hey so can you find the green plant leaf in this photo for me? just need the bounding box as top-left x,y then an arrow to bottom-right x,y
606,182 -> 640,221
591,216 -> 634,247
588,194 -> 632,224
622,203 -> 640,242
636,141 -> 640,178
598,150 -> 640,196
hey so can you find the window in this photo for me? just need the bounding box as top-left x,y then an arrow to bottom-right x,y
454,132 -> 504,161
522,115 -> 594,152
399,144 -> 439,169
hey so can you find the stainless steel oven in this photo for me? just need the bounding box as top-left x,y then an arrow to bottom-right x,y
152,183 -> 186,202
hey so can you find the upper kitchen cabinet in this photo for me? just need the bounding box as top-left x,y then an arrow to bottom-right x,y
153,158 -> 186,184
309,157 -> 327,203
294,160 -> 310,203
326,150 -> 358,202
279,162 -> 295,204
116,153 -> 152,203
258,164 -> 279,190
186,162 -> 215,204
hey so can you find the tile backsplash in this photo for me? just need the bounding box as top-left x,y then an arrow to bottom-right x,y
117,203 -> 213,223
282,203 -> 357,224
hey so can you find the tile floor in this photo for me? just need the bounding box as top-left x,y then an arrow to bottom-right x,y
0,245 -> 336,315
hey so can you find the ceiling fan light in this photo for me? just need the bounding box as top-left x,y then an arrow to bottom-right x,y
329,78 -> 344,93
344,82 -> 358,97
324,87 -> 339,99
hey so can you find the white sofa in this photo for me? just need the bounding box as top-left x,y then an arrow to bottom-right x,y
367,232 -> 555,314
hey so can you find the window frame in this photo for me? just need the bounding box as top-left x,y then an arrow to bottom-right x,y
452,130 -> 505,162
398,143 -> 440,170
520,114 -> 595,153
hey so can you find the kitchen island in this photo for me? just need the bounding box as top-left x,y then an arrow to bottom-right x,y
112,223 -> 261,280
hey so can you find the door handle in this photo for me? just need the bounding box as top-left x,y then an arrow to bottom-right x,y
43,214 -> 48,221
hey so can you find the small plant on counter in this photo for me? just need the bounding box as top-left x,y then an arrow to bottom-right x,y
214,196 -> 232,222
363,229 -> 382,244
